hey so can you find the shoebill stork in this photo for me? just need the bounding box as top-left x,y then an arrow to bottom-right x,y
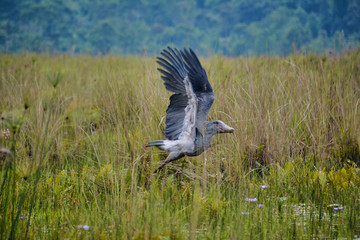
147,47 -> 234,173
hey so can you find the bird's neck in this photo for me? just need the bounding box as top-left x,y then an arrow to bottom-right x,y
204,131 -> 215,150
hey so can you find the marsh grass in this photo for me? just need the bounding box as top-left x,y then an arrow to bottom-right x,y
0,49 -> 359,239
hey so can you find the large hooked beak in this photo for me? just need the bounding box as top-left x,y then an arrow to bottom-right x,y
219,123 -> 234,133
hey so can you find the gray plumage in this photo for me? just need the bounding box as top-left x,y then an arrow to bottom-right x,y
147,47 -> 234,173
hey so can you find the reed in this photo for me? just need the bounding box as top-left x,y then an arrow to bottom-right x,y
0,49 -> 359,239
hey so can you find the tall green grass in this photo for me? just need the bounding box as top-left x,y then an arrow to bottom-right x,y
0,50 -> 359,239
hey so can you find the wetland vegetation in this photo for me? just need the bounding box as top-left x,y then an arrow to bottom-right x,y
0,49 -> 360,239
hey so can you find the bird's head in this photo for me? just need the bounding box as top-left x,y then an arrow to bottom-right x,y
206,120 -> 234,135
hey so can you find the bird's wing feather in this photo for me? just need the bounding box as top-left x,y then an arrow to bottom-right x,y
164,94 -> 187,140
164,75 -> 197,141
181,48 -> 215,130
180,49 -> 213,94
158,47 -> 214,141
156,48 -> 187,94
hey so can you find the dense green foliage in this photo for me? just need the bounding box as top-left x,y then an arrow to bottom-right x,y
0,51 -> 360,238
1,0 -> 359,55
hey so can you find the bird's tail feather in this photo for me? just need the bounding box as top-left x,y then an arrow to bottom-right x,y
146,140 -> 165,147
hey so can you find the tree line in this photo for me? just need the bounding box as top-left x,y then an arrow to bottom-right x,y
0,0 -> 359,56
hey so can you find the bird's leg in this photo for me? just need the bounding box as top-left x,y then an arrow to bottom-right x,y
153,162 -> 169,173
153,152 -> 181,173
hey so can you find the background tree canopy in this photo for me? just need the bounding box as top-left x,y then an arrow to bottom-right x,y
0,0 -> 359,55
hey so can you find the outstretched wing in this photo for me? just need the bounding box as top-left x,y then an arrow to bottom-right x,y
157,47 -> 214,141
180,49 -> 215,131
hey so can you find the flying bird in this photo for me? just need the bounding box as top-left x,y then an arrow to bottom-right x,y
147,47 -> 234,173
